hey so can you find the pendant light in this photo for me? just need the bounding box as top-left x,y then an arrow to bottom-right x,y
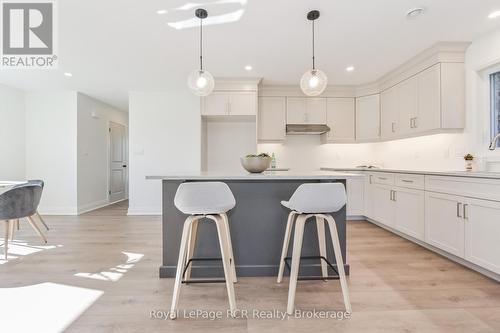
187,8 -> 215,96
300,10 -> 327,96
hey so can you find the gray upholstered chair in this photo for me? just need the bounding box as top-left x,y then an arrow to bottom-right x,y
0,183 -> 46,260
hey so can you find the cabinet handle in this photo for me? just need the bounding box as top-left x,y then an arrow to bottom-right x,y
413,117 -> 418,128
378,177 -> 388,180
389,190 -> 393,201
401,179 -> 413,183
457,202 -> 462,218
410,118 -> 414,128
463,204 -> 468,220
391,122 -> 396,133
227,102 -> 231,114
393,190 -> 397,201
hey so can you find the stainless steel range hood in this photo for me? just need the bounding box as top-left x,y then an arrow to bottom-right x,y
286,124 -> 331,135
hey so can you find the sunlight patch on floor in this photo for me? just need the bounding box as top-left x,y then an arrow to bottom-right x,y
0,239 -> 62,264
0,282 -> 103,333
74,251 -> 144,282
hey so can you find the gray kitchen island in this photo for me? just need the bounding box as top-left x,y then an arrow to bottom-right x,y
146,171 -> 361,279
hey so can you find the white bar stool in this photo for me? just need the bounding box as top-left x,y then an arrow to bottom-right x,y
277,183 -> 352,315
170,182 -> 237,319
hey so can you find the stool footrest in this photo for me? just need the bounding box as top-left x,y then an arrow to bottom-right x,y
181,257 -> 226,284
283,255 -> 340,281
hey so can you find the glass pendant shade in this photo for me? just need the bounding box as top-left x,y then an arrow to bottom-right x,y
187,69 -> 214,96
300,69 -> 327,96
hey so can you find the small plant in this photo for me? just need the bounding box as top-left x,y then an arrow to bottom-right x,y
464,153 -> 474,161
246,153 -> 271,158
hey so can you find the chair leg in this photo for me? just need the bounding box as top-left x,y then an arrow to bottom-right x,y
315,216 -> 328,280
36,212 -> 49,231
322,214 -> 352,313
207,215 -> 237,316
26,216 -> 47,244
9,220 -> 15,241
170,216 -> 197,319
221,213 -> 237,283
4,221 -> 10,260
277,211 -> 296,283
184,219 -> 199,281
287,214 -> 307,315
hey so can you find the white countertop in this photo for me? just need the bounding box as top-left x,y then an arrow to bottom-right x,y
146,170 -> 362,181
321,167 -> 500,179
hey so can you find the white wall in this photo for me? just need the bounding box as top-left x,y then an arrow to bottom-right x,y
25,92 -> 79,215
0,84 -> 25,180
128,91 -> 201,215
77,93 -> 128,213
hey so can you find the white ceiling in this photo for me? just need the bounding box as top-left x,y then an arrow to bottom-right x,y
1,0 -> 500,111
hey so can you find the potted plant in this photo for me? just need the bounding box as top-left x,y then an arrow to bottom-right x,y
240,153 -> 272,173
464,153 -> 474,171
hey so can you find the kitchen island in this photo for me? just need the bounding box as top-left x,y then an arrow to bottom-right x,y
147,171 -> 361,278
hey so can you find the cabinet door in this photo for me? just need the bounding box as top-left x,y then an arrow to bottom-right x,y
258,97 -> 286,142
346,176 -> 364,216
356,94 -> 380,141
394,187 -> 425,241
202,92 -> 229,116
306,98 -> 327,124
417,64 -> 441,132
464,198 -> 500,274
326,98 -> 355,142
286,98 -> 307,124
425,192 -> 465,257
371,184 -> 395,228
229,92 -> 257,116
398,76 -> 418,135
364,174 -> 374,219
380,86 -> 399,138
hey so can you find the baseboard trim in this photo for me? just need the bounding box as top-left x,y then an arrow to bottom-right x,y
365,217 -> 500,283
127,206 -> 161,216
77,199 -> 110,215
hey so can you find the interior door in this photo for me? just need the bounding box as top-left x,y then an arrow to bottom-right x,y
109,122 -> 127,203
464,198 -> 500,274
424,192 -> 465,257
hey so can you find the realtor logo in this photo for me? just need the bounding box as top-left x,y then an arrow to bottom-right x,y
1,0 -> 57,68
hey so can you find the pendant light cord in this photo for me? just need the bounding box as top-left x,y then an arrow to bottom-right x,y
199,17 -> 203,71
312,19 -> 315,70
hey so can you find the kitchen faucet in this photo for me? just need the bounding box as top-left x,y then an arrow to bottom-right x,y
489,132 -> 500,150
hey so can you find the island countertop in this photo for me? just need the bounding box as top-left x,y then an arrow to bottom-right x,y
146,170 -> 362,181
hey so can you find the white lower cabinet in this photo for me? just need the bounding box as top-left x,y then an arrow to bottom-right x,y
464,198 -> 500,274
424,192 -> 465,258
394,188 -> 425,241
371,184 -> 395,228
346,176 -> 364,216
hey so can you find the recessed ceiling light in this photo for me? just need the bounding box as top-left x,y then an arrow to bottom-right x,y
346,66 -> 355,72
489,10 -> 500,19
245,65 -> 253,71
406,7 -> 425,19
156,9 -> 168,15
64,72 -> 72,77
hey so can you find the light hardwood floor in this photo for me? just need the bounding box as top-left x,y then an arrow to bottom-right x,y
1,201 -> 500,333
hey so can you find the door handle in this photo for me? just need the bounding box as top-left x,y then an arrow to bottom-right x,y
463,204 -> 468,220
457,202 -> 462,218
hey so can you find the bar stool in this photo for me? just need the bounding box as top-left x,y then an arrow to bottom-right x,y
170,182 -> 237,319
277,183 -> 351,314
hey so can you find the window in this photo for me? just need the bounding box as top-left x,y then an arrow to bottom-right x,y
491,71 -> 500,146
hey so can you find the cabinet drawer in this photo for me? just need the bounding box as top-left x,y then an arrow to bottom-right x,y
371,173 -> 395,185
395,174 -> 424,190
425,176 -> 500,202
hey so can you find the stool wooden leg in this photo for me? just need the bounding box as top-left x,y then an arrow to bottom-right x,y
322,214 -> 352,313
277,211 -> 296,283
315,216 -> 328,280
170,216 -> 196,319
287,214 -> 307,315
184,219 -> 199,281
26,216 -> 47,244
16,219 -> 19,230
208,215 -> 237,316
221,213 -> 237,283
4,220 -> 10,260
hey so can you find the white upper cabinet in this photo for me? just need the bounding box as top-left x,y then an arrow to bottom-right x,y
202,91 -> 257,116
380,86 -> 399,139
356,94 -> 380,141
380,62 -> 465,140
325,98 -> 355,142
286,97 -> 327,124
258,97 -> 286,142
